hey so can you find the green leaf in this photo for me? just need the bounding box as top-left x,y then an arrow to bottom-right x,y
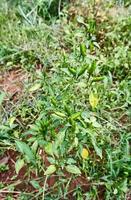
29,83 -> 41,92
0,92 -> 6,106
74,137 -> 78,147
30,180 -> 40,189
92,76 -> 104,82
53,111 -> 66,118
55,130 -> 65,148
67,158 -> 76,165
88,61 -> 96,74
45,142 -> 54,156
68,67 -> 76,75
80,43 -> 86,57
65,165 -> 81,175
15,141 -> 36,164
77,16 -> 85,25
71,112 -> 81,120
120,178 -> 128,193
9,116 -> 16,127
15,141 -> 25,154
90,135 -> 102,159
44,165 -> 56,175
31,140 -> 38,153
15,159 -> 24,174
93,144 -> 102,159
77,65 -> 88,77
89,92 -> 99,109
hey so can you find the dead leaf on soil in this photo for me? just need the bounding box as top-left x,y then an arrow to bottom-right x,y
0,156 -> 9,165
0,68 -> 27,100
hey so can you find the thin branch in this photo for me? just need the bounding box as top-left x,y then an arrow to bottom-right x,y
42,176 -> 48,200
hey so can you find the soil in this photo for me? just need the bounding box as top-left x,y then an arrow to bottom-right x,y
0,149 -> 91,200
119,114 -> 129,126
0,68 -> 27,101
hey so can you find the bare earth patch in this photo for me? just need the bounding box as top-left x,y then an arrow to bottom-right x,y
0,149 -> 91,200
0,68 -> 27,101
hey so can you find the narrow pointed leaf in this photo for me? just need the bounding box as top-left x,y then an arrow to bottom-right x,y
15,141 -> 36,164
44,165 -> 56,175
89,92 -> 99,109
15,159 -> 24,174
29,83 -> 41,92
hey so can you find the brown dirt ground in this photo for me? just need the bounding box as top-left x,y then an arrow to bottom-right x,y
0,68 -> 27,101
0,149 -> 92,200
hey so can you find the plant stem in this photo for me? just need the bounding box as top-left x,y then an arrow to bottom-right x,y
42,175 -> 48,200
58,0 -> 61,18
